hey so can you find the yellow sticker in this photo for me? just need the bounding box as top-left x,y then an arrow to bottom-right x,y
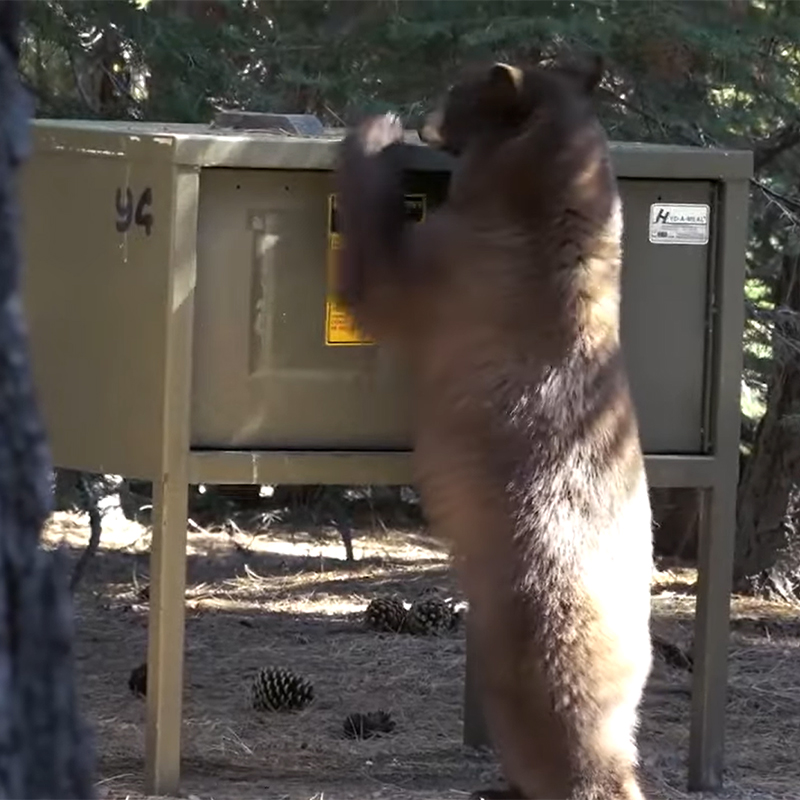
325,193 -> 426,346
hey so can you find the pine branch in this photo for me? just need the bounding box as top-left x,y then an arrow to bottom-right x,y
753,121 -> 800,173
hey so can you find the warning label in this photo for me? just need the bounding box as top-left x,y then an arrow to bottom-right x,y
325,193 -> 426,346
648,203 -> 710,246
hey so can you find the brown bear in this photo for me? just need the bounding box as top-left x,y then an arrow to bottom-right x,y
334,55 -> 654,800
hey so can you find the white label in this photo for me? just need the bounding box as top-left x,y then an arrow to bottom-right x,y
648,203 -> 710,245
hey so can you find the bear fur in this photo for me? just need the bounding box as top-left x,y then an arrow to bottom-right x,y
334,56 -> 654,800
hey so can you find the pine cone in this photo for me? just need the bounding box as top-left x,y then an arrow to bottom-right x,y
343,709 -> 396,739
404,596 -> 454,635
251,667 -> 314,712
364,596 -> 407,633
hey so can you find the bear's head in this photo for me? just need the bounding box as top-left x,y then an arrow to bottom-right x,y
419,55 -> 604,157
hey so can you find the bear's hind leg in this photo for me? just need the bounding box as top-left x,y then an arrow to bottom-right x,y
469,597 -> 650,800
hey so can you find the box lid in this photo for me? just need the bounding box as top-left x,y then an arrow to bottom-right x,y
29,118 -> 753,180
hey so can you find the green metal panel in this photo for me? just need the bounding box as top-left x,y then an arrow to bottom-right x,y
619,179 -> 715,454
191,167 -> 410,449
191,169 -> 713,454
19,136 -> 192,480
190,167 -> 449,449
187,450 -> 720,489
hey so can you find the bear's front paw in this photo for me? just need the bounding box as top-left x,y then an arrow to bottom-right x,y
356,112 -> 404,155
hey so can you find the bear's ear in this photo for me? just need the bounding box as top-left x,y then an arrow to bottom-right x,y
484,62 -> 525,110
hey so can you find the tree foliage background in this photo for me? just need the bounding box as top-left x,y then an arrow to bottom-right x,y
18,0 -> 800,600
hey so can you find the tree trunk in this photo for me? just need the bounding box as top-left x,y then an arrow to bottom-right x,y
0,2 -> 95,795
735,253 -> 800,602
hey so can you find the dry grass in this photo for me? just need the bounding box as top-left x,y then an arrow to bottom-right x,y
42,506 -> 800,800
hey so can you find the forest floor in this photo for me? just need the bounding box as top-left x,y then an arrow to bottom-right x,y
41,501 -> 800,800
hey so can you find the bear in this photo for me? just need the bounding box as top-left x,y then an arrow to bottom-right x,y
334,55 -> 654,800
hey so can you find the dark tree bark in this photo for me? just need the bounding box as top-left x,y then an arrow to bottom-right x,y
0,2 -> 95,796
735,253 -> 800,602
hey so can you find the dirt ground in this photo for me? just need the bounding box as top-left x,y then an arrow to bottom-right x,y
41,503 -> 800,800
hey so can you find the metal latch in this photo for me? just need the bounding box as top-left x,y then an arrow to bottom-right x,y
210,110 -> 326,137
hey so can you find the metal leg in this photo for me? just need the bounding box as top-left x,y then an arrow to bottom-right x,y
144,475 -> 189,796
463,610 -> 491,748
143,166 -> 199,795
688,485 -> 736,791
